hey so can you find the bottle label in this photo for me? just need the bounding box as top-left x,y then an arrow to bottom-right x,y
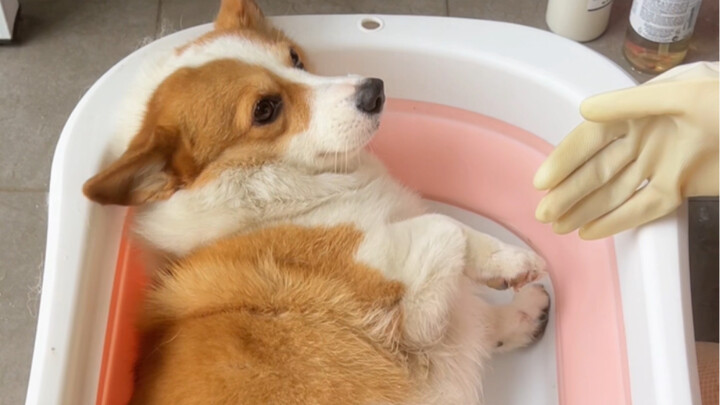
587,0 -> 613,12
630,0 -> 701,43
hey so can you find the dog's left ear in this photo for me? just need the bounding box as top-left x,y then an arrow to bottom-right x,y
215,0 -> 265,31
83,125 -> 197,206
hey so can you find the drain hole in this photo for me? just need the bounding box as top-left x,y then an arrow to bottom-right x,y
360,17 -> 383,31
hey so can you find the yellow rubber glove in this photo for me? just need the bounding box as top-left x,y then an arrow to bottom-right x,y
534,61 -> 719,240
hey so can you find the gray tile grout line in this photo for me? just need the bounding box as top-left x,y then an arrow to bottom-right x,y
445,0 -> 450,16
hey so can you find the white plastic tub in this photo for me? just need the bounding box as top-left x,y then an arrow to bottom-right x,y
26,15 -> 700,405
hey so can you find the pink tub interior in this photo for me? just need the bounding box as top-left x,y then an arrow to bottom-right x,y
96,99 -> 631,405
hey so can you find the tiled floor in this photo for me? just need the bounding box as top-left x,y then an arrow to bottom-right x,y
1,0 -> 717,402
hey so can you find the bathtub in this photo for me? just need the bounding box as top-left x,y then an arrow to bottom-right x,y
26,15 -> 700,405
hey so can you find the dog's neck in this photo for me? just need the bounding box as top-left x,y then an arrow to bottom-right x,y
133,151 -> 386,257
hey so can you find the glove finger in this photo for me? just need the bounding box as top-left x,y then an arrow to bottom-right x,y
534,121 -> 628,190
535,135 -> 640,223
578,182 -> 682,240
551,159 -> 647,234
580,81 -> 692,122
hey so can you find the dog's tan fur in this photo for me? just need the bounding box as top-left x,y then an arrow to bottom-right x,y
83,0 -> 311,206
131,225 -> 412,405
86,4 -> 418,402
82,57 -> 311,205
82,0 -> 551,402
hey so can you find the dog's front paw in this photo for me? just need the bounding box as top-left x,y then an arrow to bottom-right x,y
483,246 -> 547,291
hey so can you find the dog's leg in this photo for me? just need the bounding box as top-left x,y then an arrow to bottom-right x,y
459,225 -> 547,290
356,214 -> 467,347
490,284 -> 551,353
419,280 -> 493,404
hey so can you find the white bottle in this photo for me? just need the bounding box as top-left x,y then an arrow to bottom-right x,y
546,0 -> 614,42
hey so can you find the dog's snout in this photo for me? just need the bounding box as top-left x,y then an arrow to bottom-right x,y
355,78 -> 385,114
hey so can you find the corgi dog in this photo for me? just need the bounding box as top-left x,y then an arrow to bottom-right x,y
84,0 -> 551,403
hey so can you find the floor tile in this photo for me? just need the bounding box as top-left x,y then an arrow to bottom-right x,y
448,0 -> 646,79
155,0 -> 218,34
0,0 -> 159,190
0,192 -> 47,405
158,0 -> 448,33
584,0 -> 718,83
685,0 -> 719,67
257,0 -> 447,16
448,0 -> 546,28
449,0 -> 718,84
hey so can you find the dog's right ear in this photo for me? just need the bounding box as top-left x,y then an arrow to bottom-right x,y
215,0 -> 265,31
83,126 -> 196,206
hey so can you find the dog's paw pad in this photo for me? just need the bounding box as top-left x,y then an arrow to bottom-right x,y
492,284 -> 551,352
513,284 -> 551,342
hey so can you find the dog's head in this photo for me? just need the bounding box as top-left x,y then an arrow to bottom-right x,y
83,0 -> 385,206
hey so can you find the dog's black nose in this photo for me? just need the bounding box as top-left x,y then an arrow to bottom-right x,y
355,78 -> 385,114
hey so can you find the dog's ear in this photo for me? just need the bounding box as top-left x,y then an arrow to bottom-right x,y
215,0 -> 265,31
83,126 -> 197,206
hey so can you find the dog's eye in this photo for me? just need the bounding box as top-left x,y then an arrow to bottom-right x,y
253,96 -> 283,125
289,48 -> 304,70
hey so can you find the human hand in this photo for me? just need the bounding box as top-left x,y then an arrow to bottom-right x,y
534,62 -> 719,239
